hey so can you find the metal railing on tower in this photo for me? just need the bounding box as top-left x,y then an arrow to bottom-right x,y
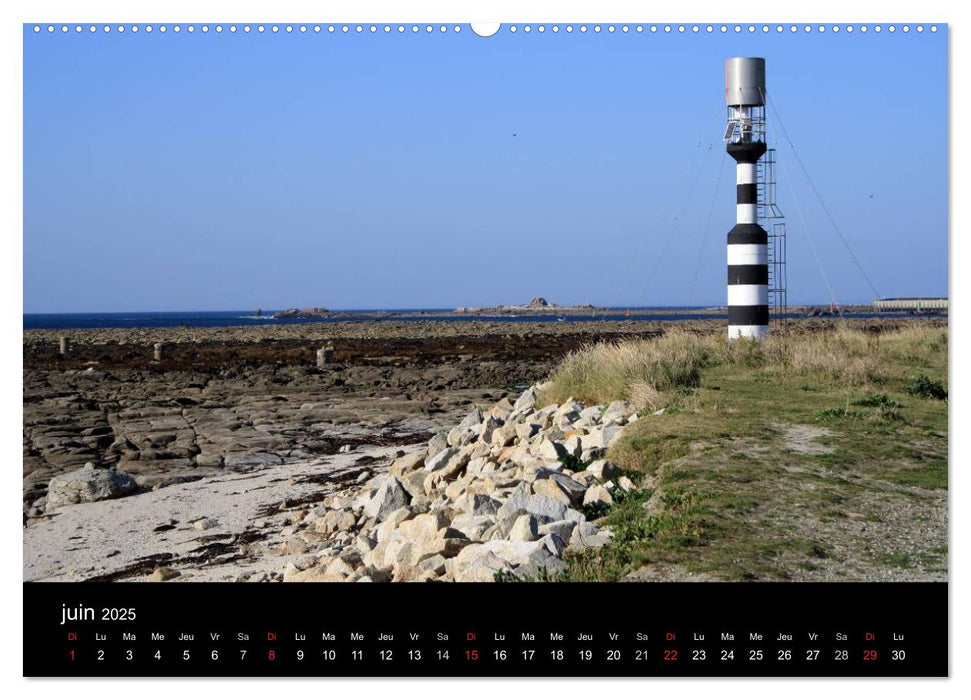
757,149 -> 788,335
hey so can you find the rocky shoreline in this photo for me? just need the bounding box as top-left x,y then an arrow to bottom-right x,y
23,318 -> 942,514
22,360 -> 505,520
24,383 -> 636,583
23,317 -> 947,582
22,319 -> 693,518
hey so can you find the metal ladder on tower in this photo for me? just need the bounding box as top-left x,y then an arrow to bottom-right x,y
757,149 -> 788,334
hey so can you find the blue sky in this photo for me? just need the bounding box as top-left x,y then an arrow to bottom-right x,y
23,25 -> 947,312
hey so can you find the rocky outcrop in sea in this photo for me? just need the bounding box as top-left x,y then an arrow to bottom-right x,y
272,307 -> 331,319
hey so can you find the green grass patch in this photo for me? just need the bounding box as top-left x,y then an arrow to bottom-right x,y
542,324 -> 947,582
906,375 -> 947,401
877,553 -> 914,568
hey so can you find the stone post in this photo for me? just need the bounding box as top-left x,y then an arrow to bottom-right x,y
316,345 -> 334,368
59,336 -> 70,355
153,343 -> 163,361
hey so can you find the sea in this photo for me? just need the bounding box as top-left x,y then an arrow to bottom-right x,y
22,308 -> 936,331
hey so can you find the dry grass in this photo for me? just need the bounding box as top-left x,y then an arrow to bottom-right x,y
879,323 -> 948,362
764,328 -> 886,385
628,381 -> 664,412
541,325 -> 946,408
539,330 -> 715,407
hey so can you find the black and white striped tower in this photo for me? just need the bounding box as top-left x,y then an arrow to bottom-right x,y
725,57 -> 769,340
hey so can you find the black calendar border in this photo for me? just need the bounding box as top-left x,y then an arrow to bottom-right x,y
23,581 -> 948,678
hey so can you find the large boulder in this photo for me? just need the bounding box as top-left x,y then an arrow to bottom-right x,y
467,493 -> 501,516
426,433 -> 449,459
362,477 -> 410,522
583,484 -> 614,508
424,447 -> 457,472
508,514 -> 539,542
585,460 -> 622,482
570,522 -> 613,550
450,514 -> 496,541
532,438 -> 567,461
46,464 -> 137,509
389,451 -> 426,476
447,545 -> 508,582
538,519 -> 578,542
511,388 -> 538,417
602,400 -> 636,426
496,482 -> 570,523
481,539 -> 568,578
398,512 -> 449,544
532,473 -> 586,505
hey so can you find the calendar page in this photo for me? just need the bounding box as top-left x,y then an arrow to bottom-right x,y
21,15 -> 948,678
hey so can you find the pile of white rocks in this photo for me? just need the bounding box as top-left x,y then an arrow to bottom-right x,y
280,385 -> 641,582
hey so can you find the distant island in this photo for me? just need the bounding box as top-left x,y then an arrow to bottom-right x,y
269,298 -> 609,319
263,298 -> 942,321
273,307 -> 331,319
271,298 -> 609,320
453,296 -> 600,316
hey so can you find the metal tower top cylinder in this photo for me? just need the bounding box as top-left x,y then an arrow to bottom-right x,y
725,57 -> 766,106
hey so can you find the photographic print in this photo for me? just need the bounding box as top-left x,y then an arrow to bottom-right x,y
21,19 -> 949,677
